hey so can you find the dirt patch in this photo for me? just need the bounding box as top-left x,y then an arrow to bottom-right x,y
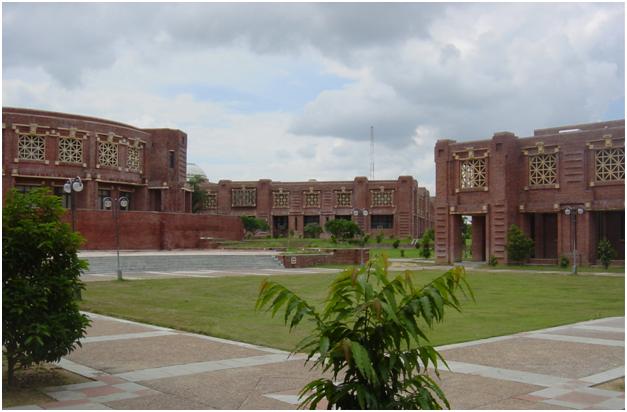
2,362 -> 90,408
594,377 -> 625,392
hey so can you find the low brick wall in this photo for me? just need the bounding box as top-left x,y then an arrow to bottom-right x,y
279,248 -> 369,268
65,210 -> 243,250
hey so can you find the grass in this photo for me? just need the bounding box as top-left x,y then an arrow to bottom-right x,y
481,263 -> 625,273
2,360 -> 89,408
80,269 -> 624,351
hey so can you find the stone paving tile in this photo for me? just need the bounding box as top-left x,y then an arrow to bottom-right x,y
104,393 -> 212,410
431,370 -> 545,409
476,397 -> 569,409
137,358 -> 330,409
441,337 -> 624,378
548,327 -> 625,341
84,319 -> 159,337
66,334 -> 267,374
589,318 -> 625,328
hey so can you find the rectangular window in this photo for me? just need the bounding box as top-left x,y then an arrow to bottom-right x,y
14,185 -> 39,193
53,186 -> 72,208
18,135 -> 46,161
58,137 -> 83,164
304,215 -> 320,226
334,215 -> 352,221
232,188 -> 256,207
460,158 -> 487,189
371,214 -> 394,229
529,153 -> 557,186
98,142 -> 118,167
169,151 -> 175,168
595,148 -> 625,182
99,189 -> 111,209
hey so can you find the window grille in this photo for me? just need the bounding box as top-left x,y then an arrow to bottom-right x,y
273,191 -> 289,208
529,153 -> 557,186
204,193 -> 217,209
18,135 -> 45,161
303,192 -> 320,208
335,191 -> 352,207
460,158 -> 487,189
98,142 -> 118,167
371,190 -> 394,207
127,147 -> 142,172
232,188 -> 256,207
58,137 -> 83,164
595,148 -> 625,182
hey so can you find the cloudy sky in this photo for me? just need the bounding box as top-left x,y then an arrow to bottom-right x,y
3,3 -> 624,192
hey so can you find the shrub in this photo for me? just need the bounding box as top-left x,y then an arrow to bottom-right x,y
324,219 -> 362,241
304,223 -> 323,239
597,239 -> 615,270
415,241 -> 421,249
330,235 -> 337,244
256,256 -> 474,409
392,239 -> 401,249
400,250 -> 405,258
187,175 -> 209,213
241,216 -> 270,235
559,256 -> 570,268
3,188 -> 90,386
488,255 -> 498,266
376,232 -> 384,244
419,230 -> 433,259
505,224 -> 534,264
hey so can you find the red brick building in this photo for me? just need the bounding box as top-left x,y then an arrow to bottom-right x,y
434,120 -> 625,265
197,177 -> 434,239
2,107 -> 243,249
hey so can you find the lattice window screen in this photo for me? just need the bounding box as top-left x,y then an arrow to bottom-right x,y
18,135 -> 46,161
596,148 -> 625,182
204,193 -> 217,209
273,192 -> 289,208
335,191 -> 352,207
529,153 -> 557,186
98,142 -> 118,167
303,192 -> 320,208
232,188 -> 256,207
371,190 -> 394,207
58,137 -> 83,164
460,158 -> 487,189
127,147 -> 142,172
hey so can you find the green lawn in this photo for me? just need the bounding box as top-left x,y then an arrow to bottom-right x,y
80,269 -> 624,351
481,263 -> 625,274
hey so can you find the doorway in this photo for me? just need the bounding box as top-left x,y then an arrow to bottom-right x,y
273,215 -> 288,238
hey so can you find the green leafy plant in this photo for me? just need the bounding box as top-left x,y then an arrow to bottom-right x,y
256,255 -> 474,409
325,219 -> 362,242
597,239 -> 615,269
392,239 -> 401,249
400,249 -> 405,258
304,223 -> 323,239
241,216 -> 270,235
488,255 -> 498,266
559,255 -> 570,268
3,188 -> 90,386
187,174 -> 209,213
419,230 -> 434,259
505,224 -> 534,264
376,232 -> 384,244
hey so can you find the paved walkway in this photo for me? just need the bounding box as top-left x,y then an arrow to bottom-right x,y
9,314 -> 624,410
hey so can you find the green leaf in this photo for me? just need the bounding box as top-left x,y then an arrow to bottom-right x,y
350,341 -> 378,384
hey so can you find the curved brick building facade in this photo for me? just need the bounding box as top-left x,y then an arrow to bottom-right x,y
2,107 -> 243,248
197,177 -> 434,239
434,119 -> 625,265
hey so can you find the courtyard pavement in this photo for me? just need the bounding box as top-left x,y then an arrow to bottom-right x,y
9,313 -> 624,410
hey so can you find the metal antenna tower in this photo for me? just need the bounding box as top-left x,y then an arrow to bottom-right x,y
370,126 -> 375,180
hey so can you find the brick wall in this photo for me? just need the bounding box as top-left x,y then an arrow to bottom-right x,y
278,248 -> 369,268
64,210 -> 243,250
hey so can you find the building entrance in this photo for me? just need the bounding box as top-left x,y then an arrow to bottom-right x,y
273,215 -> 288,238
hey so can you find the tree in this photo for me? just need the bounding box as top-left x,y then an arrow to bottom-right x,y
188,175 -> 209,213
256,255 -> 474,409
304,223 -> 323,239
420,229 -> 434,259
505,224 -> 534,264
597,239 -> 615,269
325,219 -> 362,242
3,188 -> 90,386
241,216 -> 269,235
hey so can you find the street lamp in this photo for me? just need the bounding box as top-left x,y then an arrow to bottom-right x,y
63,176 -> 84,231
564,206 -> 585,275
104,196 -> 129,281
353,209 -> 369,265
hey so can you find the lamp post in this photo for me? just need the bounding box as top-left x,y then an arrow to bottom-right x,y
353,208 -> 369,265
63,176 -> 84,231
103,196 -> 129,281
564,206 -> 585,275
